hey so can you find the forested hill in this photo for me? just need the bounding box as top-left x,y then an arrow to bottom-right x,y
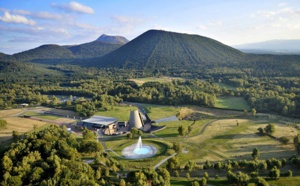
0,52 -> 7,57
0,35 -> 128,64
82,29 -> 247,69
1,44 -> 75,64
64,41 -> 123,59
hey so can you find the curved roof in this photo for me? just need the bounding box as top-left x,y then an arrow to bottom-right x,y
82,115 -> 117,126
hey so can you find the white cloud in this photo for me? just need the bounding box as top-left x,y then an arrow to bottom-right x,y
278,3 -> 287,7
197,25 -> 207,30
31,11 -> 63,20
112,15 -> 143,24
52,1 -> 94,14
253,7 -> 300,19
0,12 -> 36,25
196,21 -> 222,31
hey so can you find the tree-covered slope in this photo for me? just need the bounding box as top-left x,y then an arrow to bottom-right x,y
0,61 -> 65,82
0,52 -> 7,57
65,41 -> 123,59
84,30 -> 247,69
0,35 -> 128,64
1,45 -> 75,64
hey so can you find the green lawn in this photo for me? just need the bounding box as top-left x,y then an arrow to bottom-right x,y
141,104 -> 180,120
267,177 -> 300,186
215,97 -> 250,110
22,111 -> 60,120
216,82 -> 237,90
129,76 -> 185,86
95,105 -> 138,121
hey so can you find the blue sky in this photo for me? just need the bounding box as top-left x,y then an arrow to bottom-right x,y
0,0 -> 300,54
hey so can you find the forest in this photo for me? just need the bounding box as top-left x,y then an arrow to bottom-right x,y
0,61 -> 300,118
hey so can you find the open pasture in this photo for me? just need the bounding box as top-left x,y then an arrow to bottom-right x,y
116,105 -> 298,167
215,97 -> 251,110
0,109 -> 48,142
180,118 -> 297,164
129,76 -> 185,86
95,105 -> 138,121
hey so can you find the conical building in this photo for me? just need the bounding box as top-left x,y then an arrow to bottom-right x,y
128,110 -> 144,129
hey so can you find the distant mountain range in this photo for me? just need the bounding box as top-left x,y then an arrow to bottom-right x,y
83,30 -> 246,69
1,30 -> 300,72
233,40 -> 300,54
0,34 -> 128,64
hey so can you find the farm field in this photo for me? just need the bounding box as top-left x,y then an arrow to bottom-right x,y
129,76 -> 185,86
0,109 -> 48,142
0,107 -> 78,143
215,97 -> 251,110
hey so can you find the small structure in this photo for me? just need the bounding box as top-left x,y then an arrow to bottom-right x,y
128,110 -> 144,130
81,115 -> 117,135
20,103 -> 29,107
121,136 -> 158,159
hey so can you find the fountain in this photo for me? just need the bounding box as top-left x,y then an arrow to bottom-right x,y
122,136 -> 157,159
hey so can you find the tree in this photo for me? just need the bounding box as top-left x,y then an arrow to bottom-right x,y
257,127 -> 264,134
0,118 -> 7,130
256,177 -> 269,186
186,172 -> 190,179
119,179 -> 126,186
251,108 -> 257,116
178,125 -> 187,136
252,148 -> 260,160
265,124 -> 275,134
269,166 -> 280,180
203,172 -> 209,181
82,128 -> 96,140
200,177 -> 207,186
172,141 -> 182,153
12,130 -> 20,139
279,137 -> 289,145
191,180 -> 200,186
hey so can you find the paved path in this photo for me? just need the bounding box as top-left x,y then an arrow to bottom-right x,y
153,153 -> 177,170
195,119 -> 217,135
106,148 -> 123,158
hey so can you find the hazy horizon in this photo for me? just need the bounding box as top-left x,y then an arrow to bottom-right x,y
1,0 -> 300,54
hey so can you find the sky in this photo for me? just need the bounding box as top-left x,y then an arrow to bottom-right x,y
0,0 -> 300,54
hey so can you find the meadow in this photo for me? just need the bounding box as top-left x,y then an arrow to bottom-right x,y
215,97 -> 251,110
129,76 -> 185,86
0,109 -> 48,142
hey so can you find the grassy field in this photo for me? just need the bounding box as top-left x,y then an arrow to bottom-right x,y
215,97 -> 251,110
0,109 -> 49,142
141,104 -> 180,120
95,105 -> 138,121
129,76 -> 185,86
22,111 -> 60,120
216,82 -> 237,90
97,104 -> 298,167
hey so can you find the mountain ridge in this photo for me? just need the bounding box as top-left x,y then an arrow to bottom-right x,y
82,29 -> 247,69
233,39 -> 300,54
96,34 -> 129,44
0,34 -> 129,63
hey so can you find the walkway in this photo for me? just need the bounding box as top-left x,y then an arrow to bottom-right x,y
153,153 -> 177,170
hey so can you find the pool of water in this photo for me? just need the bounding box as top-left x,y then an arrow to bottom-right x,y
133,147 -> 150,155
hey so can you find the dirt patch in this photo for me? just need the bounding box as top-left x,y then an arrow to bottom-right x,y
0,109 -> 24,117
54,118 -> 77,124
0,117 -> 47,142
